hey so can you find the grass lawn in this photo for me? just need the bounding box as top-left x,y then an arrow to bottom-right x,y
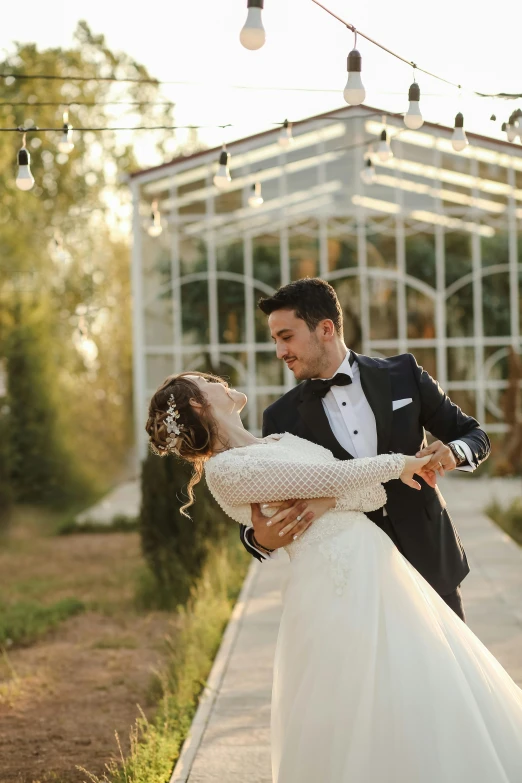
486,496 -> 522,547
0,504 -> 177,783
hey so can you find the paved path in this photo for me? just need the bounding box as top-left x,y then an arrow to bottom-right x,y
171,475 -> 522,783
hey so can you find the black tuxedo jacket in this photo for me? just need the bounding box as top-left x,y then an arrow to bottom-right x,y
239,352 -> 490,596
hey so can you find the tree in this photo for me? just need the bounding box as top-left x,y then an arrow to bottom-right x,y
0,22 -> 192,504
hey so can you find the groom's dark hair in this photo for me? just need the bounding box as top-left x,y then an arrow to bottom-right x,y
258,278 -> 343,336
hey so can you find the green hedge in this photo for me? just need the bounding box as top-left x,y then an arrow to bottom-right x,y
138,452 -> 233,609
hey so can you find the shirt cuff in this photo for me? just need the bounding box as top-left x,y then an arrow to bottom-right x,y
245,526 -> 274,560
450,440 -> 476,472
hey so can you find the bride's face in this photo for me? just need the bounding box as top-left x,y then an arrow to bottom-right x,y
185,375 -> 247,418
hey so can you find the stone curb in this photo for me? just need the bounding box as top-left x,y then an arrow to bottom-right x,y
169,560 -> 260,783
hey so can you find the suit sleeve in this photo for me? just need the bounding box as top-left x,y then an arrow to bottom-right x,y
409,354 -> 490,469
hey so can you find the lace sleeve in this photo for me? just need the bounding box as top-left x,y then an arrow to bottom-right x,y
205,451 -> 406,506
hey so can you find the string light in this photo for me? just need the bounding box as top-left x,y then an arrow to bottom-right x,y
278,119 -> 294,148
57,111 -> 74,154
404,82 -> 423,129
248,181 -> 264,207
240,0 -> 266,50
360,155 -> 375,185
213,146 -> 231,190
451,112 -> 468,152
147,200 -> 162,237
16,134 -> 34,191
377,128 -> 393,162
343,43 -> 365,105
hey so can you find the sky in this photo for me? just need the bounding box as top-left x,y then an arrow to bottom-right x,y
2,0 -> 521,168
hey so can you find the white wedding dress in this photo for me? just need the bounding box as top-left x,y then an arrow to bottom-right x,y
205,432 -> 522,783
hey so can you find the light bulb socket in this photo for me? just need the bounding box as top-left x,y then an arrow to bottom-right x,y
218,150 -> 229,166
454,112 -> 464,129
18,148 -> 30,166
365,157 -> 372,167
62,123 -> 71,133
247,0 -> 263,7
347,49 -> 362,73
490,114 -> 496,122
408,82 -> 420,102
501,122 -> 507,132
380,129 -> 387,142
283,119 -> 290,129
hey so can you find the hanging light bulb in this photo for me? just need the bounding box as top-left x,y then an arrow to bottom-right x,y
451,113 -> 468,152
278,119 -> 293,148
360,157 -> 375,185
506,120 -> 518,142
16,137 -> 35,191
240,0 -> 265,50
343,48 -> 365,106
213,148 -> 231,190
147,200 -> 163,237
248,181 -> 264,208
377,129 -> 393,162
57,111 -> 74,154
404,82 -> 423,129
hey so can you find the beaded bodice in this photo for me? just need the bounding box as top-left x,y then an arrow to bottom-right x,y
205,433 -> 405,562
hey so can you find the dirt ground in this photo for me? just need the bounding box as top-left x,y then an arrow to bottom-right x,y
0,521 -> 176,783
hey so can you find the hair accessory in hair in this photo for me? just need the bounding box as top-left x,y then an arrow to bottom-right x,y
149,392 -> 185,457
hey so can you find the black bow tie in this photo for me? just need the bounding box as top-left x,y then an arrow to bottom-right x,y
305,372 -> 352,400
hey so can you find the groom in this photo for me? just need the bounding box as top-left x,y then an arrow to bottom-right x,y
238,278 -> 490,621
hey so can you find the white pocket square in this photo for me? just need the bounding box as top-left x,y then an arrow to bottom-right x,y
392,397 -> 413,411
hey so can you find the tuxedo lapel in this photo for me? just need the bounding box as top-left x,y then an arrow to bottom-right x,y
354,353 -> 393,454
297,386 -> 354,460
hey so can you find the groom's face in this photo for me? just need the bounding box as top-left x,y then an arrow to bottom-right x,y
268,309 -> 326,380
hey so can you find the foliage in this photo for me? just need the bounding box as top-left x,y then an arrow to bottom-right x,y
138,452 -> 232,609
0,22 -> 185,508
486,496 -> 522,546
78,534 -> 249,783
0,596 -> 85,647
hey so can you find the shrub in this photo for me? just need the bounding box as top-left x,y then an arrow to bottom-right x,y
486,497 -> 522,546
138,452 -> 232,610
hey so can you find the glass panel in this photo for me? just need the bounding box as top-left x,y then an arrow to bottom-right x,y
483,272 -> 510,336
218,280 -> 245,344
146,354 -> 176,390
406,288 -> 435,339
446,284 -> 473,338
256,352 -> 284,387
445,232 -> 471,287
335,277 -> 361,351
211,352 -> 248,388
179,235 -> 206,276
369,278 -> 398,340
412,348 -> 437,380
405,231 -> 436,287
289,220 -> 319,280
145,295 -> 174,347
447,347 -> 475,382
215,187 -> 243,215
217,241 -> 243,273
444,389 -> 476,420
253,233 -> 280,289
181,279 -> 209,345
366,218 -> 396,269
255,288 -> 272,342
482,230 -> 509,268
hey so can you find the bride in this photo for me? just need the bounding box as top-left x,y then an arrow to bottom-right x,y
145,371 -> 522,783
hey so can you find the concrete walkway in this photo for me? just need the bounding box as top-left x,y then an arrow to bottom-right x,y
171,475 -> 522,783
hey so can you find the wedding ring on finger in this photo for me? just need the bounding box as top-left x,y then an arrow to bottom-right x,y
296,514 -> 302,522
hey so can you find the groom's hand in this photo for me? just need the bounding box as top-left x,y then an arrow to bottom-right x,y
416,440 -> 457,476
251,497 -> 334,550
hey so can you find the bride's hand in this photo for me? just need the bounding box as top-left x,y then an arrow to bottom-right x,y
400,455 -> 432,490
